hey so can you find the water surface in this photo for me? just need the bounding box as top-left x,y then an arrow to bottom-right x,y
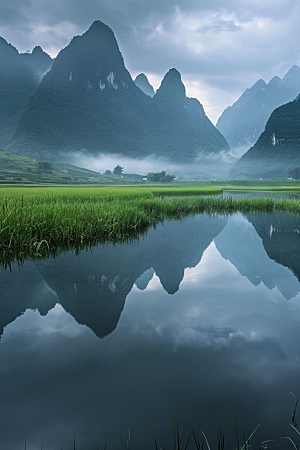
1,212 -> 300,449
223,190 -> 300,200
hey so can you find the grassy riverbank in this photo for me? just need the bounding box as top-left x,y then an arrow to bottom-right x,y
1,184 -> 300,267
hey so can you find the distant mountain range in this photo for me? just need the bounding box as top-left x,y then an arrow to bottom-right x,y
134,73 -> 155,97
216,65 -> 300,150
215,214 -> 300,299
2,20 -> 300,178
246,211 -> 300,280
229,94 -> 300,178
0,37 -> 53,148
2,21 -> 229,165
1,211 -> 300,338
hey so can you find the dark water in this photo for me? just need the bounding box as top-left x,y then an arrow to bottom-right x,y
1,212 -> 300,449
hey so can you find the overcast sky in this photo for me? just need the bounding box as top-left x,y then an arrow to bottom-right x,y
1,0 -> 300,123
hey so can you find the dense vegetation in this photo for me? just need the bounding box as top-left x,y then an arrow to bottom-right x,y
1,184 -> 300,267
0,148 -> 146,184
147,171 -> 175,182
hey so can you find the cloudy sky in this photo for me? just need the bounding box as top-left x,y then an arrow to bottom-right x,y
1,0 -> 300,123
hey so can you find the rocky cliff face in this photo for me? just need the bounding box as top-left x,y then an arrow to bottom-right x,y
7,21 -> 229,164
134,73 -> 155,97
217,65 -> 300,150
229,95 -> 300,179
0,38 -> 52,148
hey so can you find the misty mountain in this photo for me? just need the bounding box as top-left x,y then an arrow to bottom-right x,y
0,37 -> 52,148
7,21 -> 229,164
246,211 -> 300,282
2,211 -> 300,339
0,214 -> 227,338
216,65 -> 300,149
214,214 -> 300,300
229,94 -> 300,179
134,73 -> 155,97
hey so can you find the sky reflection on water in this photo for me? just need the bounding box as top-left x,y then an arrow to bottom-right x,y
1,213 -> 300,450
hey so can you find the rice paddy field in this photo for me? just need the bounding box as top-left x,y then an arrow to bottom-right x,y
1,184 -> 300,267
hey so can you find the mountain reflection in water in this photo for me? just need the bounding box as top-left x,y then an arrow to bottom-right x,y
0,215 -> 227,338
0,212 -> 300,450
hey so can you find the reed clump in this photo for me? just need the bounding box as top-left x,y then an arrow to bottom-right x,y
0,186 -> 299,267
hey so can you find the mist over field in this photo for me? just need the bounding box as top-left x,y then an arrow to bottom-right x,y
72,153 -> 176,175
72,151 -> 236,180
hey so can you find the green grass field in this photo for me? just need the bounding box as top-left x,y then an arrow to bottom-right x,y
1,184 -> 300,267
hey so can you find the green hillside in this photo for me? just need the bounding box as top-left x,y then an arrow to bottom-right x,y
0,149 -> 144,184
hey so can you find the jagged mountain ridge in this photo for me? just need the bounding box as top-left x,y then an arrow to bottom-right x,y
229,95 -> 300,178
7,21 -> 229,163
214,214 -> 300,299
216,65 -> 300,149
246,212 -> 300,281
134,73 -> 155,97
0,214 -> 227,338
0,37 -> 53,148
2,212 -> 300,338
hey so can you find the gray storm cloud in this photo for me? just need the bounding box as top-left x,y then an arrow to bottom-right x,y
0,0 -> 299,122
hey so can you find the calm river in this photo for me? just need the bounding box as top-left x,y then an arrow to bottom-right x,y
1,209 -> 300,449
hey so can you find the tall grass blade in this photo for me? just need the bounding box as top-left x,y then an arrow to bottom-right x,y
290,392 -> 299,428
201,431 -> 211,450
192,429 -> 201,450
115,432 -> 123,450
281,436 -> 299,449
240,424 -> 260,450
183,431 -> 192,450
291,424 -> 300,437
231,400 -> 240,450
217,430 -> 225,450
172,408 -> 189,450
258,440 -> 274,450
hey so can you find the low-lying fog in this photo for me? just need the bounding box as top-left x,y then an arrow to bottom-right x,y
71,150 -> 240,180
